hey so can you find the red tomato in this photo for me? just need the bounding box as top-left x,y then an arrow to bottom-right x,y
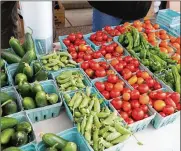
154,82 -> 162,90
163,105 -> 174,115
63,39 -> 71,46
76,58 -> 84,63
93,51 -> 102,59
104,26 -> 112,31
154,100 -> 166,112
95,81 -> 105,92
119,111 -> 128,120
131,100 -> 140,109
112,42 -> 118,48
144,113 -> 149,119
140,104 -> 148,113
90,62 -> 100,70
126,64 -> 135,72
75,32 -> 83,39
126,110 -> 132,117
110,89 -> 121,98
122,68 -> 132,80
85,68 -> 94,78
124,56 -> 133,63
122,88 -> 131,94
139,94 -> 150,105
130,90 -> 140,100
136,70 -> 142,77
165,97 -> 176,108
176,103 -> 181,110
105,83 -> 114,91
113,83 -> 123,92
125,118 -> 134,124
111,98 -> 122,110
112,52 -> 121,57
83,54 -> 92,61
67,33 -> 76,42
95,68 -> 106,77
90,34 -> 96,41
107,74 -> 118,84
145,78 -> 155,88
137,84 -> 149,94
99,62 -> 109,70
100,49 -> 106,55
68,46 -> 76,52
106,45 -> 114,53
102,91 -> 110,100
122,101 -> 131,112
149,91 -> 157,99
106,70 -> 115,75
103,35 -> 108,41
132,108 -> 144,121
114,63 -> 124,72
170,92 -> 180,104
78,52 -> 85,58
79,44 -> 88,52
155,92 -> 167,100
81,61 -> 89,69
105,53 -> 112,59
130,59 -> 140,67
70,51 -> 78,59
159,112 -> 166,117
122,92 -> 131,101
96,36 -> 103,42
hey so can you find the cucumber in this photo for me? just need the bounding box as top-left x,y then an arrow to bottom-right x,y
1,51 -> 21,64
35,91 -> 48,107
3,147 -> 22,151
1,117 -> 18,131
3,99 -> 18,115
1,128 -> 15,144
16,121 -> 32,133
62,142 -> 77,151
15,50 -> 36,74
11,131 -> 28,147
23,97 -> 36,110
33,61 -> 42,73
23,63 -> 33,79
42,133 -> 68,149
9,37 -> 25,57
0,92 -> 14,104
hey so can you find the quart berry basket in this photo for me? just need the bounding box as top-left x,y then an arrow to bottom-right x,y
37,127 -> 90,151
2,86 -> 23,117
17,80 -> 63,123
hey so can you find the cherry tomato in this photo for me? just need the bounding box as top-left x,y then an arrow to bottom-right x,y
78,52 -> 85,58
81,61 -> 89,69
131,100 -> 140,109
106,45 -> 114,53
163,105 -> 174,115
85,68 -> 94,78
93,51 -> 102,59
63,39 -> 71,46
137,84 -> 149,94
115,46 -> 124,54
111,59 -> 119,66
95,68 -> 106,77
70,51 -> 78,59
76,32 -> 83,39
110,89 -> 121,98
114,63 -> 124,72
154,82 -> 162,90
140,104 -> 148,113
125,118 -> 134,124
83,54 -> 92,61
132,108 -> 144,121
67,33 -> 76,42
100,49 -> 106,55
122,68 -> 132,80
68,46 -> 76,52
141,71 -> 150,79
145,78 -> 155,88
139,94 -> 150,105
105,82 -> 114,91
122,92 -> 131,101
149,91 -> 157,99
99,62 -> 109,70
122,88 -> 131,94
105,53 -> 112,59
170,92 -> 180,104
130,59 -> 139,67
90,61 -> 100,70
154,100 -> 166,112
76,58 -> 84,63
111,98 -> 122,110
124,56 -> 133,63
106,70 -> 115,75
119,111 -> 128,120
126,64 -> 135,72
107,74 -> 118,84
122,101 -> 131,112
95,81 -> 105,92
102,91 -> 110,100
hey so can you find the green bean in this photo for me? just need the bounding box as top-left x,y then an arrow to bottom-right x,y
80,108 -> 90,115
94,115 -> 101,128
88,99 -> 94,111
106,132 -> 121,141
114,122 -> 131,135
93,97 -> 100,113
111,134 -> 131,145
58,61 -> 65,67
63,93 -> 71,103
57,77 -> 70,84
60,81 -> 72,89
74,117 -> 82,123
104,106 -> 110,113
76,81 -> 85,88
66,64 -> 76,68
99,126 -> 110,136
41,53 -> 56,59
73,94 -> 83,110
85,114 -> 93,132
102,132 -> 111,139
69,60 -> 77,65
44,66 -> 52,71
74,111 -> 82,118
68,92 -> 78,107
45,62 -> 58,67
85,131 -> 91,144
102,111 -> 117,125
77,123 -> 81,133
53,65 -> 59,71
100,138 -> 113,148
93,128 -> 99,151
108,126 -> 117,132
81,115 -> 87,135
58,71 -> 72,79
79,96 -> 90,108
60,56 -> 68,62
97,112 -> 110,118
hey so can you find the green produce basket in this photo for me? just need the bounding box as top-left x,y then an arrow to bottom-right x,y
150,88 -> 180,129
2,86 -> 23,116
17,80 -> 63,123
20,143 -> 37,151
37,127 -> 90,151
7,111 -> 36,148
51,68 -> 92,94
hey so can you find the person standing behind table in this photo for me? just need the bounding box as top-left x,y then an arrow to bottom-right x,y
88,1 -> 152,32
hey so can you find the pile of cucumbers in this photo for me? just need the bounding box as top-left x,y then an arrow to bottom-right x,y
42,133 -> 78,151
40,51 -> 77,71
0,59 -> 8,87
1,116 -> 33,151
0,91 -> 19,116
63,87 -> 131,151
16,81 -> 59,110
1,28 -> 36,64
56,70 -> 86,92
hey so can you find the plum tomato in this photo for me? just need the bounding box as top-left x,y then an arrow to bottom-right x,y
137,84 -> 149,94
163,105 -> 174,115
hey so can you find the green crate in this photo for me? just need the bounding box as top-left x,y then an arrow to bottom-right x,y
2,86 -> 22,117
17,80 -> 63,123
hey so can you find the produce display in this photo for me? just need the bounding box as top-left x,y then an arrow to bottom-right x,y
68,44 -> 102,63
17,81 -> 59,109
40,51 -> 77,71
0,59 -> 8,87
41,133 -> 78,151
81,59 -> 115,79
63,32 -> 87,48
97,42 -> 125,60
103,26 -> 122,37
63,87 -> 131,151
117,27 -> 180,93
1,116 -> 33,150
55,70 -> 87,92
88,31 -> 113,46
0,91 -> 19,116
94,74 -> 128,100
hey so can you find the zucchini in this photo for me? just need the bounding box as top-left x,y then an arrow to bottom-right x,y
9,37 -> 25,57
15,50 -> 36,74
42,133 -> 68,149
1,117 -> 18,131
16,121 -> 32,133
1,51 -> 21,64
1,128 -> 15,145
11,131 -> 28,147
0,92 -> 14,104
3,147 -> 22,151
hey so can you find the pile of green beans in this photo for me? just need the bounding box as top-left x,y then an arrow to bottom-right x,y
56,70 -> 86,92
63,87 -> 131,151
41,51 -> 77,71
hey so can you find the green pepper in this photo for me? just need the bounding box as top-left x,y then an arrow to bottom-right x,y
125,32 -> 133,50
141,59 -> 149,66
118,34 -> 125,44
171,66 -> 180,93
176,64 -> 181,74
132,28 -> 140,47
140,49 -> 146,59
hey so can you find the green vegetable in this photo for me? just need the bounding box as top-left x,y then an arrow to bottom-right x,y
23,97 -> 36,110
3,99 -> 18,115
3,147 -> 22,151
1,117 -> 18,131
34,69 -> 48,81
47,93 -> 59,104
111,134 -> 131,144
171,66 -> 180,93
18,81 -> 32,97
33,61 -> 42,73
118,34 -> 125,44
1,51 -> 21,64
11,131 -> 28,146
106,132 -> 121,141
93,128 -> 99,151
23,63 -> 33,79
15,73 -> 27,85
126,32 -> 133,50
114,122 -> 131,134
85,114 -> 94,132
31,82 -> 43,95
16,121 -> 32,133
35,91 -> 48,107
99,138 -> 113,148
1,128 -> 15,145
81,115 -> 87,135
0,92 -> 14,104
9,37 -> 25,57
62,142 -> 77,151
